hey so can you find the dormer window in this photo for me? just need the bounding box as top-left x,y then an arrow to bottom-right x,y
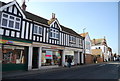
1,13 -> 21,30
50,28 -> 59,39
33,25 -> 42,35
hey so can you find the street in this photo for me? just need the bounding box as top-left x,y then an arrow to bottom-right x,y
3,62 -> 120,80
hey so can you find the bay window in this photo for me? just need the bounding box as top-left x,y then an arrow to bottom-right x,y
1,13 -> 21,30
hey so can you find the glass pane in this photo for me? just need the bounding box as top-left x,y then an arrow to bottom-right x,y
53,33 -> 55,38
15,22 -> 20,29
2,18 -> 7,26
34,26 -> 37,33
10,16 -> 14,20
3,14 -> 8,18
8,20 -> 14,28
56,34 -> 59,38
50,32 -> 52,37
16,18 -> 20,21
39,27 -> 42,34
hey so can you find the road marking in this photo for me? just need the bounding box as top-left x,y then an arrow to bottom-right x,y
99,64 -> 106,66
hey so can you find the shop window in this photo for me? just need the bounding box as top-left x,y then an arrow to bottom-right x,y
2,45 -> 25,64
41,50 -> 61,66
1,13 -> 21,30
33,25 -> 42,35
50,28 -> 59,39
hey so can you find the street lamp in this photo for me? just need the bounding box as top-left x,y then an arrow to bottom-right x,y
83,28 -> 86,64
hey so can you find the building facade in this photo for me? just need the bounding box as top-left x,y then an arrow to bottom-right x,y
91,38 -> 108,62
0,1 -> 85,71
80,32 -> 93,64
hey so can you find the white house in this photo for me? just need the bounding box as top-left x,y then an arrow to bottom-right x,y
91,37 -> 108,62
80,32 -> 92,64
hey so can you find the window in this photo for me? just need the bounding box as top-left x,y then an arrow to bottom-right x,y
70,36 -> 76,43
33,25 -> 42,35
2,45 -> 25,64
50,28 -> 59,39
1,13 -> 21,30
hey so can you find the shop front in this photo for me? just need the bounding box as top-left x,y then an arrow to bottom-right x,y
31,42 -> 64,70
63,47 -> 83,66
41,48 -> 62,66
1,38 -> 32,71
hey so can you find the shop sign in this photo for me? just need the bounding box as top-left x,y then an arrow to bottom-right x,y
0,39 -> 31,46
0,40 -> 13,44
45,51 -> 52,59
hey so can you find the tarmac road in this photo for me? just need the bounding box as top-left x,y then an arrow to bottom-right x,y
2,61 -> 120,80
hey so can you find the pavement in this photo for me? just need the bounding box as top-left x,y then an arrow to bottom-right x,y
2,62 -> 109,79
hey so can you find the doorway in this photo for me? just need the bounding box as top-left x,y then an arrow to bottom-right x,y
32,47 -> 39,69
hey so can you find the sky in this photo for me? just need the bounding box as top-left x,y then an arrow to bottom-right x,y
1,0 -> 118,54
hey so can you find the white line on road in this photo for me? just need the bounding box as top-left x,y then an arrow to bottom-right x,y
99,64 -> 106,66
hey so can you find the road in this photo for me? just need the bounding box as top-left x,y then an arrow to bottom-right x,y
3,62 -> 120,79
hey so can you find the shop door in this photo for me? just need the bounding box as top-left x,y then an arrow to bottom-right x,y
32,47 -> 39,69
80,52 -> 82,65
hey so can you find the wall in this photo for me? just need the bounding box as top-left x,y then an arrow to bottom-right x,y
85,54 -> 94,64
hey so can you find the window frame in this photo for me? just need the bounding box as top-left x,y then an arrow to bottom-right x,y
50,28 -> 59,39
33,25 -> 43,36
69,36 -> 76,43
1,12 -> 21,30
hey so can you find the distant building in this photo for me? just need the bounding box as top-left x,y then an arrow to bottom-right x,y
91,37 -> 108,62
80,32 -> 93,64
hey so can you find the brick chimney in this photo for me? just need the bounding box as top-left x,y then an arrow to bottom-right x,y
93,39 -> 96,45
52,13 -> 55,19
21,0 -> 27,11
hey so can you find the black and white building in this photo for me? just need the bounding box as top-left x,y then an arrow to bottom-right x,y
0,1 -> 85,71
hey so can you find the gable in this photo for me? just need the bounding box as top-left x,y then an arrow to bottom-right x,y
50,19 -> 62,31
0,1 -> 26,18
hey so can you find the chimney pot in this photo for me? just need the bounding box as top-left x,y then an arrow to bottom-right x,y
52,13 -> 55,19
21,0 -> 27,11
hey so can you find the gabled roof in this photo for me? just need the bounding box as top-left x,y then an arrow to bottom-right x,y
1,1 -> 83,38
0,1 -> 26,18
80,32 -> 88,37
91,38 -> 107,46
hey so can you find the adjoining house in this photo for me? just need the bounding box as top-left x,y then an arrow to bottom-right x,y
80,32 -> 93,64
0,1 -> 85,71
91,37 -> 108,62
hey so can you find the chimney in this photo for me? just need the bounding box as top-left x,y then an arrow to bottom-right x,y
52,13 -> 55,19
21,0 -> 27,11
93,39 -> 96,45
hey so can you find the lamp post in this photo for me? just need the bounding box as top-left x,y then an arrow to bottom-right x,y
83,28 -> 86,64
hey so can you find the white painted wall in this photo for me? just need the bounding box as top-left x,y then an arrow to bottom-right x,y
85,34 -> 91,54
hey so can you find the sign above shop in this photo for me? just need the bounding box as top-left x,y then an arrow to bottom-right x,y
0,39 -> 31,46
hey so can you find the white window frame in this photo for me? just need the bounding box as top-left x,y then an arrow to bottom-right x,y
50,28 -> 59,39
33,25 -> 42,36
70,36 -> 76,43
1,12 -> 21,30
